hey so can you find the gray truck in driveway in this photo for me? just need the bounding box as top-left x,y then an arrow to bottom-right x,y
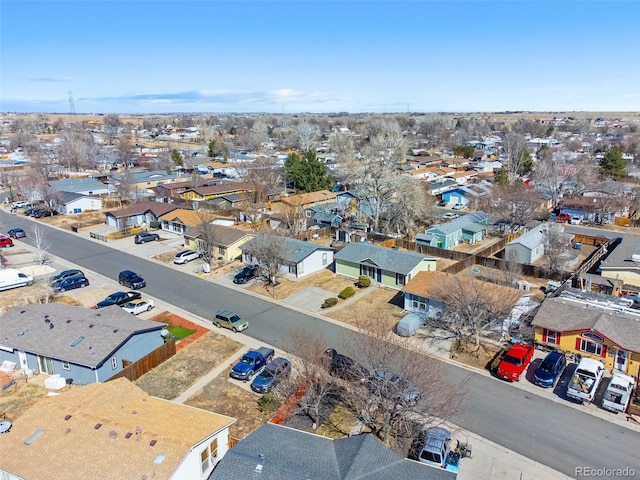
230,346 -> 274,381
566,357 -> 605,404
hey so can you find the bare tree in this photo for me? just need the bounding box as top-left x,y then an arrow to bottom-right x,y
241,233 -> 290,287
275,203 -> 306,235
534,145 -> 566,210
501,132 -> 529,183
244,156 -> 283,203
544,223 -> 572,273
381,176 -> 430,237
57,130 -> 99,171
296,121 -> 319,152
426,271 -> 524,348
30,225 -> 50,266
190,210 -> 222,265
487,183 -> 545,231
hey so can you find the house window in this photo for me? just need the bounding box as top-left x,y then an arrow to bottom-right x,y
412,299 -> 427,311
201,438 -> 219,474
579,339 -> 602,356
201,448 -> 209,473
305,210 -> 312,218
62,361 -> 71,371
360,265 -> 375,279
111,356 -> 118,370
544,329 -> 559,345
322,252 -> 328,266
210,438 -> 218,459
289,264 -> 297,274
218,246 -> 226,255
396,273 -> 406,286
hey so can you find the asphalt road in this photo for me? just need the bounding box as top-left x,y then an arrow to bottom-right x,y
2,210 -> 640,479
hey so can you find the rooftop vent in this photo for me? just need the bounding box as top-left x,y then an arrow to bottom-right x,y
125,432 -> 133,439
150,440 -> 157,446
44,318 -> 50,324
64,415 -> 72,421
109,430 -> 117,439
65,428 -> 71,435
24,429 -> 45,446
153,454 -> 166,465
66,320 -> 71,324
95,423 -> 102,430
49,323 -> 54,329
89,324 -> 94,328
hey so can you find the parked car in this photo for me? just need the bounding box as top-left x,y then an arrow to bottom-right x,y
570,215 -> 582,225
441,212 -> 459,220
496,343 -> 535,382
96,291 -> 142,308
230,346 -> 274,381
32,208 -> 54,218
367,370 -> 420,405
119,270 -> 146,289
134,232 -> 160,244
533,351 -> 567,388
24,207 -> 41,216
11,201 -> 30,209
0,268 -> 34,291
566,357 -> 605,404
7,228 -> 26,239
323,348 -> 369,383
52,275 -> 89,292
173,249 -> 201,264
49,269 -> 85,285
452,203 -> 465,210
233,265 -> 259,284
438,199 -> 448,207
121,299 -> 155,315
419,427 -> 459,473
555,213 -> 570,223
0,235 -> 14,248
250,357 -> 291,393
602,373 -> 636,413
213,310 -> 248,332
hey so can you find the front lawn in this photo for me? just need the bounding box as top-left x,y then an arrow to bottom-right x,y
166,324 -> 196,340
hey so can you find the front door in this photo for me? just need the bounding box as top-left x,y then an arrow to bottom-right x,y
614,349 -> 628,372
18,351 -> 28,370
37,355 -> 54,375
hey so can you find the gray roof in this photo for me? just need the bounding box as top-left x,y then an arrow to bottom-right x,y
241,236 -> 334,264
531,292 -> 640,352
58,191 -> 99,204
211,423 -> 456,480
335,242 -> 435,275
427,211 -> 489,236
111,170 -> 179,183
599,234 -> 639,270
49,177 -> 112,194
0,304 -> 165,368
507,223 -> 548,250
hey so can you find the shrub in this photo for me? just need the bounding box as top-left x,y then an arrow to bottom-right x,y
322,297 -> 339,309
338,286 -> 356,299
257,392 -> 281,414
149,220 -> 161,229
357,275 -> 371,288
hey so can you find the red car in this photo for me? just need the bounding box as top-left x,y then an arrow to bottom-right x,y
496,343 -> 535,382
555,213 -> 570,223
0,235 -> 14,248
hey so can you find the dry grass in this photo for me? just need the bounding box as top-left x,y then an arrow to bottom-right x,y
134,332 -> 242,400
40,210 -> 109,229
450,339 -> 503,370
0,375 -> 49,421
245,269 -> 358,301
323,286 -> 403,327
185,372 -> 272,439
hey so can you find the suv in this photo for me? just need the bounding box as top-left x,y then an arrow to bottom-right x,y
533,351 -> 567,388
134,232 -> 160,244
250,357 -> 292,394
233,265 -> 259,284
0,235 -> 14,248
119,270 -> 146,289
173,249 -> 201,264
213,310 -> 248,332
323,348 -> 369,382
50,269 -> 85,285
419,427 -> 458,472
52,275 -> 89,292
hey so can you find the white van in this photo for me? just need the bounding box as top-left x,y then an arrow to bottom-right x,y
0,269 -> 35,291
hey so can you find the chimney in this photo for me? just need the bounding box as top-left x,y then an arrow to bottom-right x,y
135,426 -> 142,441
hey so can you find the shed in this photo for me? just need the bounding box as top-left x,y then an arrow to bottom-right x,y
396,313 -> 425,337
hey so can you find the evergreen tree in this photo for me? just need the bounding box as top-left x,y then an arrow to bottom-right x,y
494,168 -> 509,185
285,151 -> 334,193
517,148 -> 533,175
599,148 -> 626,178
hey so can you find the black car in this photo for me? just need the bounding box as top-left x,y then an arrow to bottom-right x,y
32,208 -> 54,218
52,275 -> 89,292
119,270 -> 146,289
24,207 -> 41,216
96,291 -> 142,308
50,269 -> 85,285
233,265 -> 259,284
323,348 -> 369,383
134,233 -> 160,244
7,228 -> 26,239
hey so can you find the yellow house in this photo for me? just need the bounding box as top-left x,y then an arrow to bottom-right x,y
181,181 -> 254,201
531,294 -> 640,377
183,224 -> 255,262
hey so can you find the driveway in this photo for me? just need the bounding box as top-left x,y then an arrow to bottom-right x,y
282,286 -> 336,312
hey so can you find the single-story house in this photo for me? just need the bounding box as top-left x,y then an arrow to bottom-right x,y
110,169 -> 182,190
105,200 -> 179,229
54,191 -> 102,214
441,184 -> 491,207
241,236 -> 335,280
531,288 -> 640,377
180,181 -> 255,202
426,178 -> 459,196
0,304 -> 167,385
504,223 -> 553,264
334,242 -> 437,290
159,208 -> 203,234
417,212 -> 489,249
599,235 -> 640,289
184,224 -> 255,262
211,422 -> 456,480
155,179 -> 218,199
278,189 -> 338,210
0,378 -> 236,480
48,177 -> 113,196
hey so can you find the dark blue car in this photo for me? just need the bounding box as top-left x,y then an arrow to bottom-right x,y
533,351 -> 567,388
250,357 -> 291,394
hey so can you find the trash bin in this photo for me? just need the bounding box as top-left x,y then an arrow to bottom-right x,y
202,262 -> 211,273
573,242 -> 581,250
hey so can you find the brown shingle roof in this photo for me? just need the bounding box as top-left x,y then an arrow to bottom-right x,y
186,182 -> 254,197
0,378 -> 235,480
280,190 -> 337,207
158,208 -> 204,228
184,224 -> 255,246
105,200 -> 178,219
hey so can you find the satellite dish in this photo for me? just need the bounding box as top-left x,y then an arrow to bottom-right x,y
160,329 -> 169,337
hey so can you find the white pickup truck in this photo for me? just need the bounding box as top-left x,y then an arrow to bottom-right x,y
566,357 -> 605,403
602,373 -> 636,413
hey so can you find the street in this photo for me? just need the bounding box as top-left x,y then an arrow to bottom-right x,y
2,209 -> 640,478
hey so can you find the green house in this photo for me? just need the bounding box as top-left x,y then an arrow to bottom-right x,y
334,243 -> 437,290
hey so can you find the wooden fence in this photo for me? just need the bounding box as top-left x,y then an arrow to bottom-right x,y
108,339 -> 176,382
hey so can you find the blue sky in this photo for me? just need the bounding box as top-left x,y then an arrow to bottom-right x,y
2,1 -> 639,114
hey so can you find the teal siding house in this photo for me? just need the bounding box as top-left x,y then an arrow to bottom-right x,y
334,243 -> 437,290
416,211 -> 489,249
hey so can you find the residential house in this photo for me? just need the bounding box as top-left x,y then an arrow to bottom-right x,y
54,191 -> 102,214
334,242 -> 437,290
154,178 -> 222,200
473,161 -> 502,173
559,196 -> 624,224
599,234 -> 640,289
0,378 -> 236,480
180,181 -> 254,203
211,422 -> 456,480
241,236 -> 335,279
447,170 -> 477,185
307,202 -> 344,227
48,177 -> 113,196
110,169 -> 183,192
504,223 -> 573,265
426,178 -> 459,197
278,189 -> 338,211
441,184 -> 491,208
0,304 -> 167,385
184,224 -> 255,262
105,200 -> 179,229
417,212 -> 489,249
159,208 -> 204,234
402,271 -> 527,323
531,288 -> 640,377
